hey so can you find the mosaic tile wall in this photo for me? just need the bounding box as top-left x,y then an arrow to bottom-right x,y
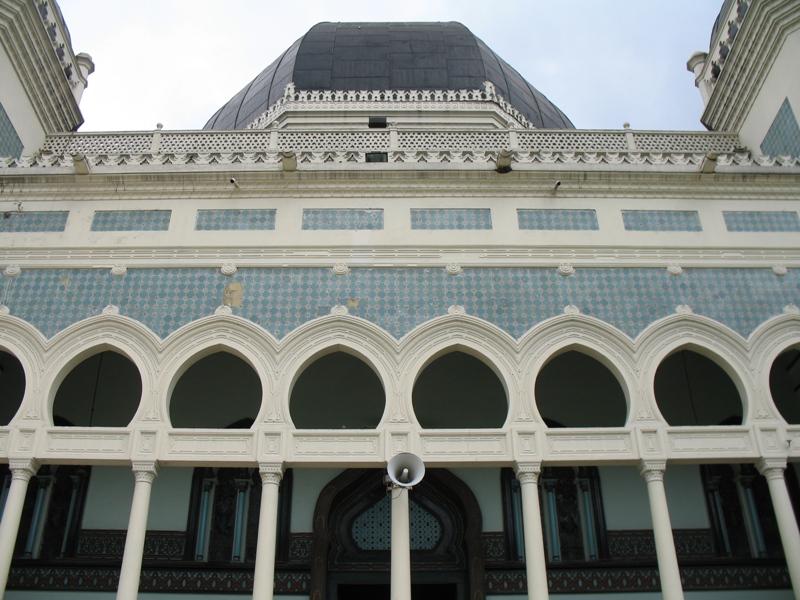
622,210 -> 703,232
517,209 -> 599,231
91,210 -> 171,232
411,208 -> 492,230
302,209 -> 383,230
0,211 -> 68,233
196,209 -> 276,231
761,98 -> 800,158
0,102 -> 23,160
3,267 -> 797,340
723,210 -> 800,232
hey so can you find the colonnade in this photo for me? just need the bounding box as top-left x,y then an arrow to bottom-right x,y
0,458 -> 797,600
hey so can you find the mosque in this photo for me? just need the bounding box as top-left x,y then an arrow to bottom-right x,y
0,1 -> 799,599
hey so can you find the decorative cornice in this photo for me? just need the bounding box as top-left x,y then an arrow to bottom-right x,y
703,0 -> 800,132
0,0 -> 82,134
247,81 -> 534,129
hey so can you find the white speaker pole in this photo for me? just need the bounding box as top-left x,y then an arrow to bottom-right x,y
391,485 -> 411,600
386,453 -> 425,600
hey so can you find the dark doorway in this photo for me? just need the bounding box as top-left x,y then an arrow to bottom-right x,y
337,583 -> 457,600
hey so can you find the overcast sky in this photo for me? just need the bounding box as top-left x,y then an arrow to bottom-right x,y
58,1 -> 722,132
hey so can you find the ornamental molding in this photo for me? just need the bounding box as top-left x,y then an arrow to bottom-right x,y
4,248 -> 800,269
248,81 -> 533,129
9,149 -> 798,174
0,0 -> 82,134
702,0 -> 800,133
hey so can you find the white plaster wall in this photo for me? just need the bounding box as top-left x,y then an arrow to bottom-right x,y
3,194 -> 800,253
81,466 -> 193,531
449,467 -> 503,532
290,468 -> 342,532
739,28 -> 800,153
0,45 -> 46,154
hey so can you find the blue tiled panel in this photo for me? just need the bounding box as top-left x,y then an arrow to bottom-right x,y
196,209 -> 276,231
517,209 -> 598,231
622,210 -> 702,232
91,210 -> 171,232
302,209 -> 383,230
411,208 -> 492,230
0,102 -> 23,159
761,98 -> 800,158
5,267 -> 799,341
723,210 -> 800,232
0,211 -> 68,232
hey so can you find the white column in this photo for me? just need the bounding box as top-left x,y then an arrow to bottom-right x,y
390,485 -> 411,600
758,459 -> 800,599
0,459 -> 37,599
116,462 -> 157,600
640,461 -> 683,600
515,463 -> 548,600
253,463 -> 284,600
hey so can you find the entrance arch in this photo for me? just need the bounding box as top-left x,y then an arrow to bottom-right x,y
310,469 -> 484,600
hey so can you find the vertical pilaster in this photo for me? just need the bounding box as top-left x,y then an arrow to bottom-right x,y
758,459 -> 800,600
640,461 -> 683,600
390,486 -> 411,600
116,462 -> 157,600
515,462 -> 548,600
0,459 -> 37,599
253,463 -> 284,600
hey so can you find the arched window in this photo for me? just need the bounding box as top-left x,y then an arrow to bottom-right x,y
184,468 -> 292,563
701,464 -> 800,559
170,352 -> 261,429
0,351 -> 25,426
4,465 -> 91,560
53,351 -> 141,427
413,351 -> 507,428
535,350 -> 627,427
654,349 -> 743,426
502,467 -> 607,563
769,348 -> 800,424
290,352 -> 385,429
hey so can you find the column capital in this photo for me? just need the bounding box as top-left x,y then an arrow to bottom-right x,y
8,458 -> 38,481
259,462 -> 284,485
640,460 -> 666,482
514,461 -> 541,484
757,457 -> 787,480
132,461 -> 158,483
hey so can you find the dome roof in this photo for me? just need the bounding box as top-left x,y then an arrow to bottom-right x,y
204,22 -> 573,130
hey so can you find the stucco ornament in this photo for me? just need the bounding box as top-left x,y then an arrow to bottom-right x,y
214,305 -> 233,315
102,304 -> 120,315
772,265 -> 788,276
110,265 -> 127,276
447,305 -> 466,315
557,263 -> 575,276
330,304 -> 349,316
220,263 -> 238,276
563,304 -> 581,315
3,265 -> 21,278
675,304 -> 693,315
445,263 -> 463,275
666,264 -> 683,276
783,304 -> 800,315
332,263 -> 350,275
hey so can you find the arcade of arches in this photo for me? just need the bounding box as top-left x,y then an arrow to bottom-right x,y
0,344 -> 798,599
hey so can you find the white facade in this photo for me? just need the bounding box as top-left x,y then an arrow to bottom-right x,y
0,1 -> 799,600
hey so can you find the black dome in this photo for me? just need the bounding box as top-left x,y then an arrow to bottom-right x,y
204,22 -> 573,130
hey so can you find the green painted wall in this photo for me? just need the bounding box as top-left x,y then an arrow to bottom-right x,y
598,464 -> 709,530
449,467 -> 503,532
290,468 -> 342,532
81,466 -> 193,531
490,592 -> 793,600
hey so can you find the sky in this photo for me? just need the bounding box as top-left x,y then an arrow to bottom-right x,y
58,0 -> 723,132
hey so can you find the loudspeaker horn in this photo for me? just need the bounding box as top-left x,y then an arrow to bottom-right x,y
386,452 -> 425,488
